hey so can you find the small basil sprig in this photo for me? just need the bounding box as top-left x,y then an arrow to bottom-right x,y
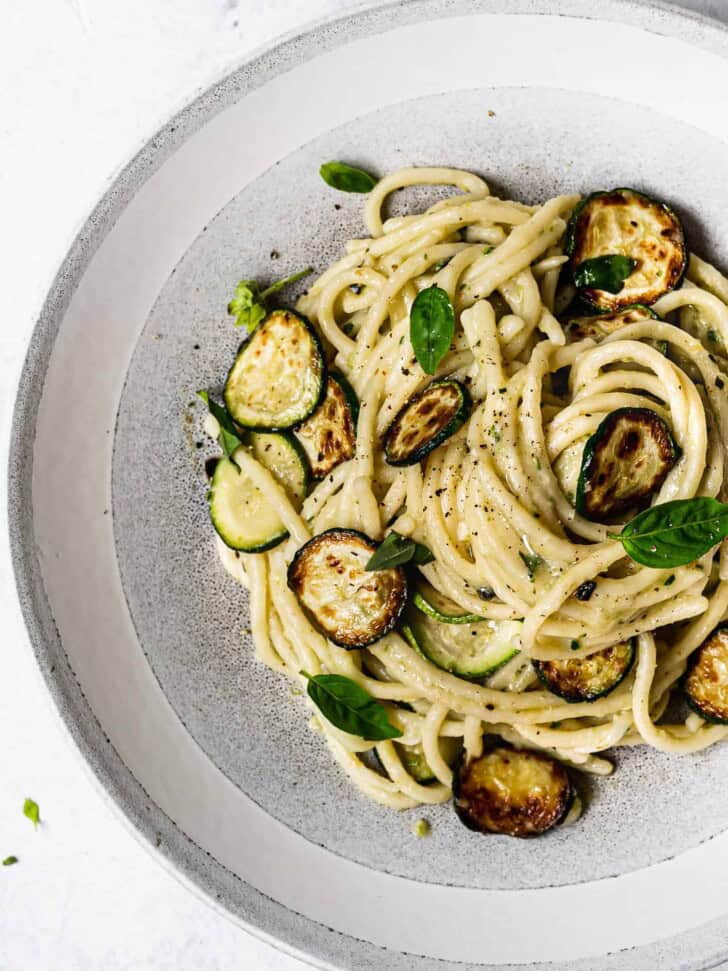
410,285 -> 456,374
2,856 -> 18,866
197,391 -> 243,461
228,268 -> 312,332
610,497 -> 728,568
319,161 -> 377,193
573,255 -> 637,294
302,672 -> 402,740
366,531 -> 434,571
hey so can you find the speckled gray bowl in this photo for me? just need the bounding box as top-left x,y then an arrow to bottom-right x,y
10,2 -> 728,968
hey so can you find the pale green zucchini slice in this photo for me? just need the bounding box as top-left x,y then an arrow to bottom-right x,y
224,309 -> 325,430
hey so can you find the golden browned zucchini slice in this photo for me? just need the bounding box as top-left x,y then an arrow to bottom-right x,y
287,528 -> 407,649
384,379 -> 471,467
564,303 -> 659,342
534,639 -> 635,702
684,626 -> 728,724
224,309 -> 326,429
295,372 -> 358,478
453,746 -> 574,837
575,407 -> 680,520
567,188 -> 686,311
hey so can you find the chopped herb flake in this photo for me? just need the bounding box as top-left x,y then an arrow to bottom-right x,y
23,798 -> 40,829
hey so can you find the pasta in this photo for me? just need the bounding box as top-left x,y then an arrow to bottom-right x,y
206,167 -> 728,824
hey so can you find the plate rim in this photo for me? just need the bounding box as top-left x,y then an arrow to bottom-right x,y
8,1 -> 728,969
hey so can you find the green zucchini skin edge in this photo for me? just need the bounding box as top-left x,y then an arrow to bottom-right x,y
412,589 -> 484,625
287,527 -> 408,649
683,623 -> 728,724
224,308 -> 327,431
574,407 -> 681,521
384,379 -> 472,467
533,637 -> 636,703
565,188 -> 687,309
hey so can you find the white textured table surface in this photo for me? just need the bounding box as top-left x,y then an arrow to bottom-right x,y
0,2 -> 725,969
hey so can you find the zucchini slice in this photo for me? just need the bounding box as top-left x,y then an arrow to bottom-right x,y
379,737 -> 463,785
209,447 -> 285,552
287,528 -> 407,649
575,407 -> 680,521
224,309 -> 326,430
413,582 -> 485,625
533,639 -> 635,703
684,625 -> 728,723
384,380 -> 471,467
567,188 -> 686,310
403,610 -> 520,680
453,745 -> 574,837
249,432 -> 309,510
295,372 -> 358,478
564,303 -> 658,343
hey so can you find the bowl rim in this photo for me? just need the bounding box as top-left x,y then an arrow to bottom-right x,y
8,2 -> 728,969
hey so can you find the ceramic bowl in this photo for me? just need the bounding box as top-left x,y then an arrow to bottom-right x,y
10,2 -> 728,967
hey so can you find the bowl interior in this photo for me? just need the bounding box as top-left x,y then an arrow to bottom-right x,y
115,83 -> 728,891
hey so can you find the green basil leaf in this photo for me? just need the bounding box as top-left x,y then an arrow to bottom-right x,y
410,285 -> 456,374
611,497 -> 728,568
197,391 -> 243,461
23,798 -> 40,829
319,161 -> 377,193
2,856 -> 18,866
573,255 -> 637,294
365,531 -> 415,570
304,673 -> 402,740
412,541 -> 435,565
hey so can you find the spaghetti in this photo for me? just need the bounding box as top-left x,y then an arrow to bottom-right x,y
207,167 -> 728,817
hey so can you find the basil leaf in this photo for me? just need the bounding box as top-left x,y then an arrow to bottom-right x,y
412,541 -> 435,565
303,673 -> 402,740
23,798 -> 40,829
365,531 -> 420,570
2,856 -> 18,866
319,161 -> 377,193
410,285 -> 456,374
611,497 -> 728,568
573,255 -> 637,294
197,391 -> 243,461
228,269 -> 313,332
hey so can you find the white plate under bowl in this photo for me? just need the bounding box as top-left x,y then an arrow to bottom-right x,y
10,2 -> 728,968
